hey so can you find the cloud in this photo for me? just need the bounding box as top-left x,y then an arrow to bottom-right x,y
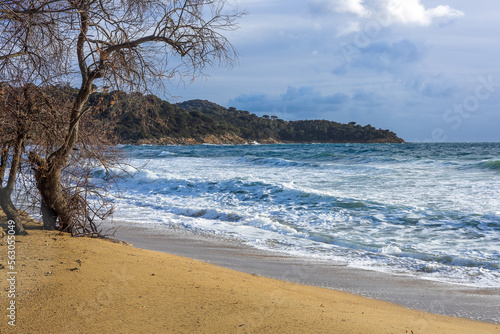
225,80 -> 485,142
308,0 -> 369,17
409,74 -> 458,98
335,0 -> 370,17
386,1 -> 464,26
312,0 -> 464,33
227,85 -> 413,136
334,39 -> 425,74
352,91 -> 384,107
229,86 -> 350,119
336,21 -> 362,36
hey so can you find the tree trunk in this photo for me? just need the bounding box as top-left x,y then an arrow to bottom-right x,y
32,159 -> 72,231
31,78 -> 94,233
0,189 -> 27,235
0,134 -> 28,235
40,200 -> 58,231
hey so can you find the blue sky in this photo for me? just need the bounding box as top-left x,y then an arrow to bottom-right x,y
167,0 -> 500,142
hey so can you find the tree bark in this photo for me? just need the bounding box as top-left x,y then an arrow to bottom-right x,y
0,135 -> 27,235
31,153 -> 72,231
0,189 -> 26,235
40,199 -> 58,231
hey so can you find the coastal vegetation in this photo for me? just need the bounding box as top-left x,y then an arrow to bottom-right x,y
86,91 -> 404,144
178,99 -> 404,144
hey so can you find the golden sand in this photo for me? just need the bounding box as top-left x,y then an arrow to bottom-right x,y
1,215 -> 499,333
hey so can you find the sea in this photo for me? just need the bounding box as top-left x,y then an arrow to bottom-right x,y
96,142 -> 500,288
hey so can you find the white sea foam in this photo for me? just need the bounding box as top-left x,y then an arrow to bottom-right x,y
101,143 -> 500,287
158,151 -> 176,157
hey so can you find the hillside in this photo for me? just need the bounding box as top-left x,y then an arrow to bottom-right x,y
86,91 -> 404,144
177,99 -> 404,144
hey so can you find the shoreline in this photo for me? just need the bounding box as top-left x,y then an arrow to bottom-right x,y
103,221 -> 500,325
1,215 -> 499,333
129,138 -> 405,146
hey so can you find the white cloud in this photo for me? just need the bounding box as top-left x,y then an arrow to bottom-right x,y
385,0 -> 464,26
386,0 -> 432,25
326,0 -> 464,32
335,0 -> 370,17
427,5 -> 465,20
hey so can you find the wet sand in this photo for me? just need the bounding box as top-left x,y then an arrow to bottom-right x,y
106,221 -> 500,324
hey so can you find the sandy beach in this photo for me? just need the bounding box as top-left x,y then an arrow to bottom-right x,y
106,222 -> 500,324
1,214 -> 499,333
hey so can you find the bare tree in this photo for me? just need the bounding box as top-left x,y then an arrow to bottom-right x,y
1,0 -> 243,232
0,83 -> 28,235
0,0 -> 70,83
0,81 -> 59,235
0,80 -> 125,235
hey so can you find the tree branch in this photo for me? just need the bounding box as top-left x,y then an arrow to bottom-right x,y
0,50 -> 28,61
104,34 -> 186,55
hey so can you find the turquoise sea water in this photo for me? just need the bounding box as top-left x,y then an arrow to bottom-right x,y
99,143 -> 500,287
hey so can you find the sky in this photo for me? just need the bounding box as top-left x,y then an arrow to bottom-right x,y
166,0 -> 500,142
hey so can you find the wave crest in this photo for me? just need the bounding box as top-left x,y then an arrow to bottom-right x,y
476,160 -> 500,171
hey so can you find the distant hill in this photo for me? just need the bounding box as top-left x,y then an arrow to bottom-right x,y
177,99 -> 404,144
86,91 -> 404,144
